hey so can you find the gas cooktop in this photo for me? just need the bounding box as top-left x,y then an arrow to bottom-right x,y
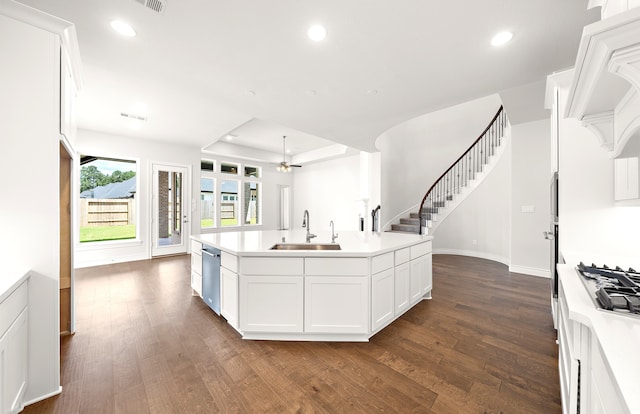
577,262 -> 640,318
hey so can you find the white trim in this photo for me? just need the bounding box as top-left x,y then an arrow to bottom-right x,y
75,253 -> 150,269
433,249 -> 509,266
509,265 -> 551,278
23,386 -> 62,408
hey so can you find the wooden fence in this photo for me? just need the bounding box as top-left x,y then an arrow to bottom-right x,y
79,198 -> 136,227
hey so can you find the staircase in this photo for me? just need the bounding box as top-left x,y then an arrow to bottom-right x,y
390,106 -> 508,234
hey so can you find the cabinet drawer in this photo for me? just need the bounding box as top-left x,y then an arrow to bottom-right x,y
191,240 -> 202,255
305,258 -> 368,276
395,248 -> 410,265
410,241 -> 431,259
191,252 -> 202,275
221,251 -> 238,273
371,252 -> 394,274
0,281 -> 27,337
240,257 -> 303,276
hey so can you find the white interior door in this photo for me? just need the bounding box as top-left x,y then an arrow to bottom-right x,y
152,163 -> 189,256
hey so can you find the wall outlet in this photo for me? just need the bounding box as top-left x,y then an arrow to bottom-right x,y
521,205 -> 535,213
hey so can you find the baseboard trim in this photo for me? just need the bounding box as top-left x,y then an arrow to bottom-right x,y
509,265 -> 551,278
24,386 -> 62,407
433,248 -> 509,266
75,253 -> 149,268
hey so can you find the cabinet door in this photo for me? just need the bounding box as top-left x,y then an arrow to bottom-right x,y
305,276 -> 369,334
371,268 -> 394,331
422,253 -> 433,296
190,271 -> 202,297
0,309 -> 28,414
220,268 -> 238,329
239,276 -> 303,333
394,262 -> 411,316
410,256 -> 425,304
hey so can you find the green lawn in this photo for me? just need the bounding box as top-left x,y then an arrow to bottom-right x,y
80,224 -> 136,243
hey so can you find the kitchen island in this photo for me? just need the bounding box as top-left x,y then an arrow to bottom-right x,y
191,230 -> 433,341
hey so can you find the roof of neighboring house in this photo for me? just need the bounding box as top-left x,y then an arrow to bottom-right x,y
80,176 -> 136,199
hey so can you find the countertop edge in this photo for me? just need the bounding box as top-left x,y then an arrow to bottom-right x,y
558,264 -> 639,413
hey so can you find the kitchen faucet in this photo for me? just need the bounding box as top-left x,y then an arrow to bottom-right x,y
302,210 -> 316,242
330,220 -> 338,243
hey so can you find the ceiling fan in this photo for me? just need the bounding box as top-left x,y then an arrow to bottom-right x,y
276,136 -> 301,172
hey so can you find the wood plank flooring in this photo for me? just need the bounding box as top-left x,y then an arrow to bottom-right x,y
23,254 -> 560,414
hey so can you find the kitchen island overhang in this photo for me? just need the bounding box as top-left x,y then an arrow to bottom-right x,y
191,230 -> 433,342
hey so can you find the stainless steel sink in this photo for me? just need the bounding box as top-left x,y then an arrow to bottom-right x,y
269,243 -> 341,251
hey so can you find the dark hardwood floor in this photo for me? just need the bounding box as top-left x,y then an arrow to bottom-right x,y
23,254 -> 560,414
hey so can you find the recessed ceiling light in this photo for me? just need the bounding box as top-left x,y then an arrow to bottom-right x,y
307,24 -> 327,42
491,31 -> 513,47
225,134 -> 235,141
110,20 -> 136,37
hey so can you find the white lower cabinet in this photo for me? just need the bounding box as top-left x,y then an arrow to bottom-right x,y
371,268 -> 395,331
220,267 -> 238,329
394,262 -> 411,316
305,276 -> 369,333
239,275 -> 303,333
410,253 -> 432,304
190,240 -> 203,297
0,281 -> 28,414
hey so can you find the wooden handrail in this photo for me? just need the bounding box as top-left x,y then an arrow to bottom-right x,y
417,105 -> 505,234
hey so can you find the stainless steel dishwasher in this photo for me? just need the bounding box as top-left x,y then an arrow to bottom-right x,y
201,246 -> 221,315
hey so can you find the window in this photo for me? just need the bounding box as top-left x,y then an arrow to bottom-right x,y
200,178 -> 215,228
220,180 -> 239,226
201,160 -> 215,172
200,158 -> 263,229
243,182 -> 260,225
79,156 -> 137,243
221,162 -> 239,175
244,165 -> 260,178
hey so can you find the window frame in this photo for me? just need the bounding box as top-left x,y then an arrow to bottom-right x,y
77,155 -> 141,246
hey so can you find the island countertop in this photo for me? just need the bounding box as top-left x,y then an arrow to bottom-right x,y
192,230 -> 433,257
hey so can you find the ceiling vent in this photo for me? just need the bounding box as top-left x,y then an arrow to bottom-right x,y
121,112 -> 148,121
134,0 -> 167,14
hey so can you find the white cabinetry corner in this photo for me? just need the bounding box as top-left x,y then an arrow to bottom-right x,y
220,251 -> 238,329
0,280 -> 28,414
409,242 -> 432,304
190,240 -> 202,297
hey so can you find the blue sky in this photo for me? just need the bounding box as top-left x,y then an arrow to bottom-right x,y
88,159 -> 136,176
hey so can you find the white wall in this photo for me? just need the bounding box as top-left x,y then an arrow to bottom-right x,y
376,94 -> 502,228
510,119 -> 552,276
292,153 -> 381,235
559,109 -> 640,258
431,138 -> 512,264
76,129 -> 201,267
0,13 -> 61,403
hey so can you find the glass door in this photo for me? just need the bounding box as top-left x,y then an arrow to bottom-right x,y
152,163 -> 189,256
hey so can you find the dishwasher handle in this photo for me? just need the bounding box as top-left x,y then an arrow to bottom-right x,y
202,250 -> 220,258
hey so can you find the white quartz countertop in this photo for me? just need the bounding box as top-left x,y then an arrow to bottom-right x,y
192,230 -> 433,257
0,267 -> 30,304
559,250 -> 640,414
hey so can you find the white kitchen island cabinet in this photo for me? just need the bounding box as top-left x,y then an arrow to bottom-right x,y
192,230 -> 433,342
